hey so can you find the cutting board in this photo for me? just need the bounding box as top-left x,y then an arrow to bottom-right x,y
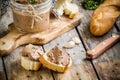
0,14 -> 82,56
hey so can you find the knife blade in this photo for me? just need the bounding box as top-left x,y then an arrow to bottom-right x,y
86,32 -> 120,59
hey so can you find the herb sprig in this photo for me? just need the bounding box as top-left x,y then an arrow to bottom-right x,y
28,0 -> 35,4
83,0 -> 104,10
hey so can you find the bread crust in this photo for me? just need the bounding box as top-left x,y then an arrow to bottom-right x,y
39,51 -> 72,72
21,55 -> 41,71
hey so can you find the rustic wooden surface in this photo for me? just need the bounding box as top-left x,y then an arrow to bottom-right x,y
3,46 -> 54,80
116,17 -> 120,29
43,29 -> 98,80
0,0 -> 120,80
0,57 -> 6,80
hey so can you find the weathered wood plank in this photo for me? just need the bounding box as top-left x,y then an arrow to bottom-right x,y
0,57 -> 6,80
3,46 -> 54,80
0,7 -> 13,38
43,29 -> 98,80
76,1 -> 120,80
116,17 -> 120,30
95,60 -> 120,80
92,29 -> 120,80
0,7 -> 11,80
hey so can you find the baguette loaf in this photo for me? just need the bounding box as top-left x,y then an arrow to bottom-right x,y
90,0 -> 120,36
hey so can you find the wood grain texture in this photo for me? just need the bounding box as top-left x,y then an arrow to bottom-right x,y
95,60 -> 120,80
76,1 -> 120,80
0,57 -> 6,80
43,29 -> 98,80
0,7 -> 12,80
3,46 -> 54,80
0,8 -> 13,38
0,13 -> 82,56
116,17 -> 120,30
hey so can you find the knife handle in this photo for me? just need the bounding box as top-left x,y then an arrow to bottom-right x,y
87,34 -> 120,59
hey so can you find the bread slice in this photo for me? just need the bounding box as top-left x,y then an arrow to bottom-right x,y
64,3 -> 79,18
21,55 -> 41,71
39,46 -> 72,72
56,0 -> 79,18
20,44 -> 42,70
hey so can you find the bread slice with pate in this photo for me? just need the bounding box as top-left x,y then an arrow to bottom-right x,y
21,44 -> 43,71
39,46 -> 72,72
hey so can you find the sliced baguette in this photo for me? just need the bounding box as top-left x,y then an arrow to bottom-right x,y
40,54 -> 72,72
39,46 -> 72,72
21,55 -> 41,71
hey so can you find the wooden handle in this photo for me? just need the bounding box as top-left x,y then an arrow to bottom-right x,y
87,34 -> 120,59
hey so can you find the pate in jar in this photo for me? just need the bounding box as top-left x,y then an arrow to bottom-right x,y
10,0 -> 52,33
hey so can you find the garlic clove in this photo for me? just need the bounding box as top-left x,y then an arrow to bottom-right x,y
63,41 -> 75,48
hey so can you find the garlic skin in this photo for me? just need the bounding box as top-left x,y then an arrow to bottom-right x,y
63,41 -> 75,48
63,36 -> 80,49
71,37 -> 80,45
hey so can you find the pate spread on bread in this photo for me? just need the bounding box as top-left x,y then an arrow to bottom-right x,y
39,46 -> 72,72
21,44 -> 72,72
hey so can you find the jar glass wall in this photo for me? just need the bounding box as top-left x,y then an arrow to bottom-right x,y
10,0 -> 52,33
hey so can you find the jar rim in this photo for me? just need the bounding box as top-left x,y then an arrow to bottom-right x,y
10,0 -> 52,10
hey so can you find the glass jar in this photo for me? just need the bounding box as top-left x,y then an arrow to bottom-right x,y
10,0 -> 52,33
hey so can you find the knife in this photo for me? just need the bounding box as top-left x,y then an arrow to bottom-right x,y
51,0 -> 61,19
86,32 -> 120,59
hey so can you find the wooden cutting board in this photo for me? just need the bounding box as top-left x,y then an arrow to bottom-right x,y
0,14 -> 82,56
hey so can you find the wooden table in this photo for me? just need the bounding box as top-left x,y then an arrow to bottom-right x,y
0,0 -> 120,80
